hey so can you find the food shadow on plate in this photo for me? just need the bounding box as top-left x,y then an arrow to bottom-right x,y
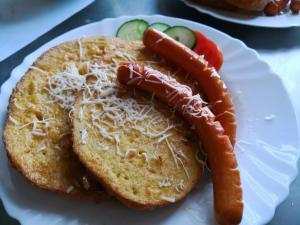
4,157 -> 215,225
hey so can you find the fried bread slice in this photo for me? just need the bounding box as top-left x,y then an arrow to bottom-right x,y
71,38 -> 203,209
3,37 -> 114,199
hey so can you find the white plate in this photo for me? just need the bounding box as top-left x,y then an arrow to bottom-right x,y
0,15 -> 299,225
182,0 -> 300,28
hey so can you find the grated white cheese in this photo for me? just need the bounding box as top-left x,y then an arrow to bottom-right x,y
159,178 -> 172,187
9,116 -> 20,125
142,152 -> 154,169
19,118 -> 54,129
78,107 -> 84,122
19,117 -> 54,137
44,58 -> 195,179
32,130 -> 47,136
66,185 -> 75,193
78,39 -> 84,60
114,134 -> 123,156
36,145 -> 46,153
14,101 -> 24,110
80,128 -> 88,144
45,62 -> 86,110
175,179 -> 185,192
101,146 -> 110,151
160,195 -> 176,203
165,138 -> 179,168
29,66 -> 48,75
178,157 -> 190,179
155,37 -> 165,44
156,133 -> 173,143
82,176 -> 90,190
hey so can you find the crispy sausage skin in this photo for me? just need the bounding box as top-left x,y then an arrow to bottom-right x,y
290,0 -> 300,13
264,0 -> 289,16
143,28 -> 237,146
117,64 -> 243,225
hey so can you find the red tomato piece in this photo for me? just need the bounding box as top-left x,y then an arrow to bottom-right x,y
193,31 -> 223,71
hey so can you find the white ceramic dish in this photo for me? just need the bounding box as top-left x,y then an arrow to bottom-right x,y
182,0 -> 300,28
0,15 -> 299,225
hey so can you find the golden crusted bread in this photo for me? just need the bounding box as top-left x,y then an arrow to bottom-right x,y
3,37 -> 116,199
192,0 -> 269,11
71,38 -> 203,209
191,0 -> 235,10
225,0 -> 270,11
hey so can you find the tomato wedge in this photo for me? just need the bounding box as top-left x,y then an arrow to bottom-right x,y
193,31 -> 224,71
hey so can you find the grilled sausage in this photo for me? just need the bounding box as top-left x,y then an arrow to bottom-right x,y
117,64 -> 243,225
290,0 -> 300,13
264,0 -> 289,16
143,28 -> 237,146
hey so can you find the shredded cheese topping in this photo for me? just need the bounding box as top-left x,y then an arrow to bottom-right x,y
45,62 -> 86,110
175,179 -> 185,192
19,117 -> 54,137
80,128 -> 88,144
66,185 -> 75,193
21,39 -> 203,194
9,116 -> 20,125
75,61 -> 196,182
160,195 -> 176,203
159,178 -> 172,187
29,66 -> 48,75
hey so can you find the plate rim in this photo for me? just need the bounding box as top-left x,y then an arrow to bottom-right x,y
0,14 -> 299,225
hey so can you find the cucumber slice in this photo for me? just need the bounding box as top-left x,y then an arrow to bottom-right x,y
116,19 -> 149,41
164,26 -> 196,49
150,22 -> 170,32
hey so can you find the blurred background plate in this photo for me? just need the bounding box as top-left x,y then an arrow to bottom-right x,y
182,0 -> 300,28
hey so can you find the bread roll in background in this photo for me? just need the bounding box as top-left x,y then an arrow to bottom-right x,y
225,0 -> 271,11
192,0 -> 235,9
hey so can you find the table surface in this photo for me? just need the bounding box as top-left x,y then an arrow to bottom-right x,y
0,0 -> 299,224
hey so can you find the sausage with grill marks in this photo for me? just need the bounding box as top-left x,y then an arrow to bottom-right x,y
143,28 -> 237,146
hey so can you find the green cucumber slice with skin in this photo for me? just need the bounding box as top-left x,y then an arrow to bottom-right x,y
150,22 -> 170,32
164,26 -> 197,49
116,19 -> 149,41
